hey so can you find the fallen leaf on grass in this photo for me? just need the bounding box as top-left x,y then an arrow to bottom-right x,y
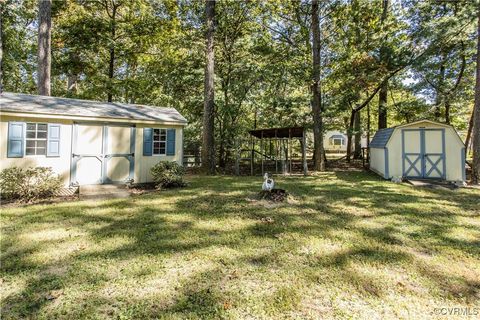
223,300 -> 232,310
227,270 -> 238,280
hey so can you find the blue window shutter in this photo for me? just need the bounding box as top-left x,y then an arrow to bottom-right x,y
143,128 -> 153,156
7,122 -> 25,158
47,124 -> 61,157
166,129 -> 176,156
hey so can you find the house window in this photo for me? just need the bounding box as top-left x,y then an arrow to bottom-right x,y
153,128 -> 166,155
26,123 -> 47,155
333,138 -> 344,146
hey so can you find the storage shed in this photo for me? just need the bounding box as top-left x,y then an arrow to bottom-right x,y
369,120 -> 465,182
0,92 -> 187,186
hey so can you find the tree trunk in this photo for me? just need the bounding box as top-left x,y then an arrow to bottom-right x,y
37,0 -> 52,96
202,0 -> 216,174
378,83 -> 388,129
346,109 -> 355,162
472,4 -> 480,184
67,74 -> 78,94
377,0 -> 389,129
107,46 -> 114,102
435,55 -> 446,121
465,109 -> 474,154
444,98 -> 450,124
353,110 -> 362,159
311,0 -> 325,171
0,4 -> 3,94
107,5 -> 117,103
366,102 -> 370,147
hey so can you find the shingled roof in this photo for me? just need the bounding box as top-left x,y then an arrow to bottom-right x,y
369,128 -> 394,148
0,92 -> 187,124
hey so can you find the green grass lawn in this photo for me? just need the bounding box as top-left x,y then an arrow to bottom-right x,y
1,172 -> 479,319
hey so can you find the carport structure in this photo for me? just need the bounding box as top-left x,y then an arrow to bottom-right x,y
244,126 -> 308,176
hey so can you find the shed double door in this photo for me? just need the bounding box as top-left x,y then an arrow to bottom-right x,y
402,128 -> 445,179
72,124 -> 135,185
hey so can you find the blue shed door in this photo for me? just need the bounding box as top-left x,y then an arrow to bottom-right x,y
402,129 -> 445,179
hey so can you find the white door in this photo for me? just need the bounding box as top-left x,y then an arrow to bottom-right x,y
105,126 -> 134,183
423,129 -> 445,179
402,128 -> 445,179
72,124 -> 134,185
74,124 -> 103,185
402,129 -> 422,178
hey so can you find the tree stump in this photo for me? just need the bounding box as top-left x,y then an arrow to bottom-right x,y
258,188 -> 288,202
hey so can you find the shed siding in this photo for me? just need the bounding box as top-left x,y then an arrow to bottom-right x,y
134,124 -> 183,184
385,122 -> 464,181
386,129 -> 402,178
443,127 -> 463,181
369,148 -> 385,178
1,115 -> 185,186
0,115 -> 73,186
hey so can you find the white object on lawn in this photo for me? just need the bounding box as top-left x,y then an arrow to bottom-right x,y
453,180 -> 467,188
391,176 -> 403,183
262,173 -> 274,191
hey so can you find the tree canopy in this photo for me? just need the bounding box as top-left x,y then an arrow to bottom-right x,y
1,0 -> 477,170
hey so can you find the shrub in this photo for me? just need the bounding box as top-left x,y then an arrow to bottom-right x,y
150,161 -> 186,189
0,167 -> 62,202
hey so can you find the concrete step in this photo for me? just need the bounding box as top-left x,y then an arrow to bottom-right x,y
406,179 -> 455,190
79,184 -> 131,200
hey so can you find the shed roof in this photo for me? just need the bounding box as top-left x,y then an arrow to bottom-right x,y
369,128 -> 395,148
0,92 -> 187,124
249,126 -> 304,139
395,119 -> 452,129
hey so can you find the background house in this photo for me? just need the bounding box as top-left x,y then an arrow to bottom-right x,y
323,131 -> 348,152
323,130 -> 368,153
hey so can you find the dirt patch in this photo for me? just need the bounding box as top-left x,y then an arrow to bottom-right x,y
326,159 -> 366,172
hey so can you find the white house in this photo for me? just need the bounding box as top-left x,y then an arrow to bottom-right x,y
324,131 -> 348,152
369,120 -> 465,182
323,130 -> 367,152
0,92 -> 187,186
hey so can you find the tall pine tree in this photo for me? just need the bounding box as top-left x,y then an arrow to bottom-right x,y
37,0 -> 51,96
202,0 -> 216,174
